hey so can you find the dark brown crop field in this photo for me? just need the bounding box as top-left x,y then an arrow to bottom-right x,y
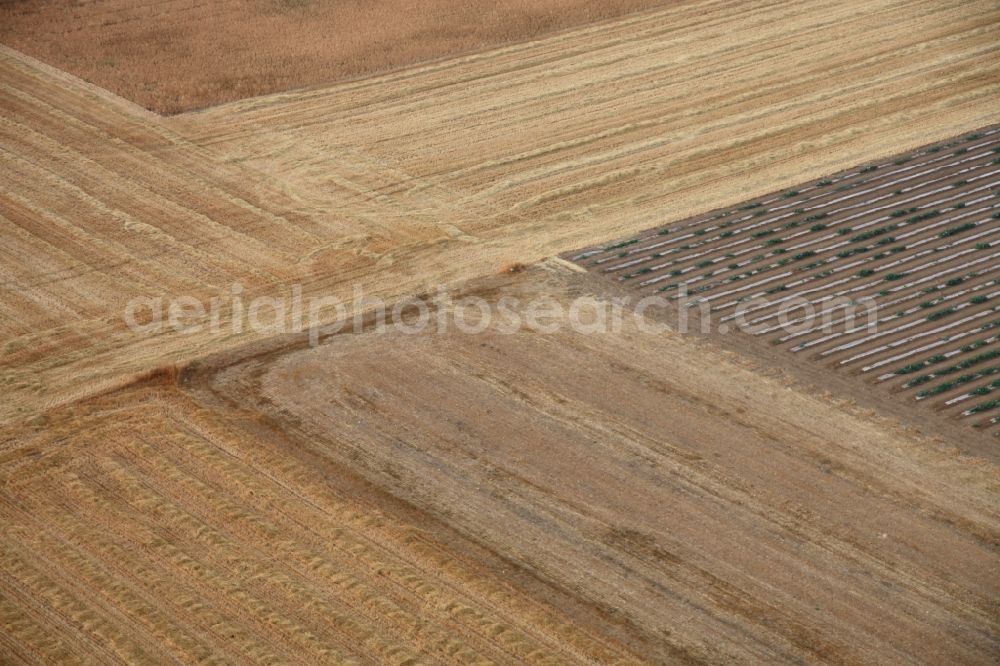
569,127 -> 1000,433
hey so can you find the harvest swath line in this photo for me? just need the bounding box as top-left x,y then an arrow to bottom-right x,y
568,127 -> 1000,433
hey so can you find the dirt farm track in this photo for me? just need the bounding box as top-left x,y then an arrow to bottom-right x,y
2,0 -> 1000,663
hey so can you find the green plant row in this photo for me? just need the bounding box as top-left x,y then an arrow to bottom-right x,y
605,239 -> 639,251
905,349 -> 1000,383
967,399 -> 1000,415
851,225 -> 895,243
916,366 -> 1000,398
939,222 -> 976,238
926,307 -> 957,322
906,210 -> 940,225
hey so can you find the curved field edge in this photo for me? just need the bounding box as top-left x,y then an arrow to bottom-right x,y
170,266 -> 1000,664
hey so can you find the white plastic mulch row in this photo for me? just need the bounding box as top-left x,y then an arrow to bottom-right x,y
831,301 -> 1000,365
758,264 -> 998,339
581,135 -> 1000,266
575,129 -> 1000,263
605,155 -> 999,274
706,222 -> 999,314
871,329 -> 1000,377
635,184 -> 999,294
727,253 -> 999,330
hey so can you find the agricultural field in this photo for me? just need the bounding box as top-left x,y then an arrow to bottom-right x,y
181,267 -> 998,664
0,0 -> 674,114
570,128 -> 1000,433
3,0 -> 998,424
2,0 -> 1000,663
3,267 -> 998,663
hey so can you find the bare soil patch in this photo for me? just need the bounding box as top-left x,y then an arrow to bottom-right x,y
0,0 -> 675,114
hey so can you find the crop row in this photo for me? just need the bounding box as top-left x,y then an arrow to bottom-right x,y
570,126 -> 1000,431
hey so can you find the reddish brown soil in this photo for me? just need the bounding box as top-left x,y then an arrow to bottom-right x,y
0,0 -> 675,114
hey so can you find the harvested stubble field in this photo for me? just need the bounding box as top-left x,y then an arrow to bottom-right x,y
570,128 -> 1000,433
2,0 -> 1000,662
